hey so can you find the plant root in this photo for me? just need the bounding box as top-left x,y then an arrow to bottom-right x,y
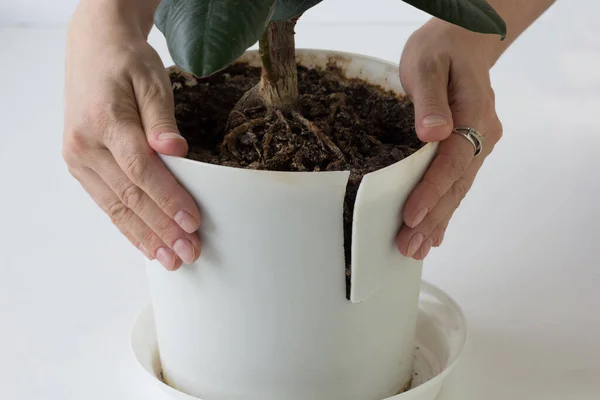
226,85 -> 265,128
222,117 -> 269,157
263,110 -> 290,159
291,110 -> 345,161
223,88 -> 352,164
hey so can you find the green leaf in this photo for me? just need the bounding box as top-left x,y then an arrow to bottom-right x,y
402,0 -> 506,39
154,0 -> 174,34
157,0 -> 276,77
271,0 -> 323,21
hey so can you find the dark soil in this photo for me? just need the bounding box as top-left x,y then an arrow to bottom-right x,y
169,63 -> 423,298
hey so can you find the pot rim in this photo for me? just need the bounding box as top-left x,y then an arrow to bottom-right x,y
164,47 -> 435,176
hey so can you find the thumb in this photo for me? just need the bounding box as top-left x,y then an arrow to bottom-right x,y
404,58 -> 454,142
135,70 -> 188,157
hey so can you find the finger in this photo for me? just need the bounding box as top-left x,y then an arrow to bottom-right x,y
112,221 -> 154,260
398,133 -> 490,258
412,237 -> 434,261
71,166 -> 182,270
397,158 -> 480,257
403,55 -> 454,142
131,62 -> 188,157
431,212 -> 452,247
402,71 -> 492,229
92,150 -> 201,265
103,118 -> 201,235
402,134 -> 476,228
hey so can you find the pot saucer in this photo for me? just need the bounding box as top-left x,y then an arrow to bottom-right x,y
130,281 -> 467,400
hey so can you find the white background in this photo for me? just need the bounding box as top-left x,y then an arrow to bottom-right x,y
1,1 -> 599,400
0,0 -> 561,26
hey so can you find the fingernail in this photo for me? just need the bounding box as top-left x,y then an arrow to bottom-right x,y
173,238 -> 196,264
158,132 -> 184,141
407,233 -> 425,258
421,238 -> 434,259
140,245 -> 153,260
174,210 -> 198,234
411,207 -> 429,227
156,247 -> 176,270
422,115 -> 448,128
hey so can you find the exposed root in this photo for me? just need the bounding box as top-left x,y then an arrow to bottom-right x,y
292,149 -> 307,171
226,85 -> 264,128
326,159 -> 345,170
226,110 -> 246,129
222,117 -> 268,157
365,134 -> 383,146
252,142 -> 263,159
277,109 -> 292,135
264,145 -> 296,169
291,110 -> 345,161
263,110 -> 290,159
262,122 -> 277,160
223,87 -> 349,164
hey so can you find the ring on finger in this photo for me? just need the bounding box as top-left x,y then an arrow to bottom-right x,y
452,127 -> 484,156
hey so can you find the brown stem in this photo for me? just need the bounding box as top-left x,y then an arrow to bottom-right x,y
258,20 -> 299,111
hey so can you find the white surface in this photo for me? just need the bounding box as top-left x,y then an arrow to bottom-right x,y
147,50 -> 434,400
130,282 -> 467,400
0,0 -> 429,26
1,1 -> 600,399
0,0 -> 562,26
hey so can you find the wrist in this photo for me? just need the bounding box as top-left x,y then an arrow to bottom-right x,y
71,0 -> 160,40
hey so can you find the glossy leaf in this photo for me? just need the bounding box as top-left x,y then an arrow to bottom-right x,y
402,0 -> 506,38
271,0 -> 323,21
154,0 -> 173,34
156,0 -> 276,77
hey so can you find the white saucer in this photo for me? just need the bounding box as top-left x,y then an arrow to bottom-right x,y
130,281 -> 467,400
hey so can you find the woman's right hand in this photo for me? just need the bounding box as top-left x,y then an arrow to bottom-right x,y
62,1 -> 201,270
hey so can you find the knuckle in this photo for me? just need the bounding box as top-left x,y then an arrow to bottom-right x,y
153,190 -> 175,211
147,115 -> 177,134
450,152 -> 471,179
420,179 -> 445,202
90,102 -> 135,128
124,152 -> 151,183
483,98 -> 496,121
152,216 -> 179,243
420,96 -> 448,114
432,232 -> 444,247
113,45 -> 149,73
107,201 -> 130,225
451,179 -> 470,203
158,220 -> 177,241
139,230 -> 159,250
492,116 -> 503,142
417,52 -> 448,75
62,128 -> 89,166
119,183 -> 144,210
436,151 -> 470,183
66,164 -> 83,181
142,74 -> 171,105
488,87 -> 497,105
89,102 -> 139,144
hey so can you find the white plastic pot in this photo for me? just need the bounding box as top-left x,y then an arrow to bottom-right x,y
145,49 -> 438,400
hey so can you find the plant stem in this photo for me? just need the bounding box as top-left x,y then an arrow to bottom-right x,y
258,20 -> 299,111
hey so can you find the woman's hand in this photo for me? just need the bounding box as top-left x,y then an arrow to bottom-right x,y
62,1 -> 201,270
397,20 -> 504,260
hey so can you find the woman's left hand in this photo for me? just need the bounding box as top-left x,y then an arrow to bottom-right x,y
396,20 -> 504,260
